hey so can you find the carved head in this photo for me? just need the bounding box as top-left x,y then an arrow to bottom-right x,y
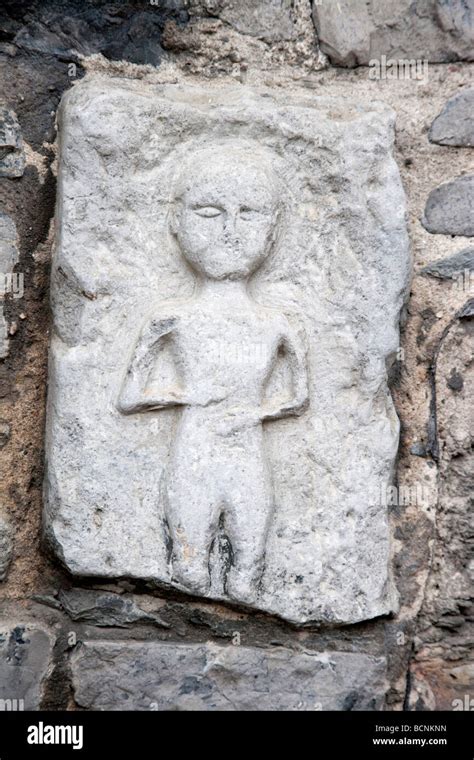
170,142 -> 281,281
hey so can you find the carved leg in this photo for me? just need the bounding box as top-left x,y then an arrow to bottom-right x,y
164,470 -> 220,596
224,456 -> 273,605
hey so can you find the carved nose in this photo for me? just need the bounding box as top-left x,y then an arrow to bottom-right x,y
223,213 -> 238,241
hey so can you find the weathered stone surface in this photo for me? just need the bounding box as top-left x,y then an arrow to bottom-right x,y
408,308 -> 473,710
59,589 -> 169,628
0,515 -> 12,581
189,0 -> 297,42
429,88 -> 474,147
312,0 -> 474,67
422,175 -> 474,236
0,625 -> 54,710
421,247 -> 474,279
71,640 -> 387,711
44,76 -> 411,625
0,107 -> 25,178
10,1 -> 189,67
0,213 -> 19,359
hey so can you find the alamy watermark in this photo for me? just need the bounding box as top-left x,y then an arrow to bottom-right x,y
451,268 -> 473,293
0,272 -> 24,299
370,482 -> 427,507
369,56 -> 429,82
0,697 -> 25,711
208,340 -> 269,368
452,694 -> 474,711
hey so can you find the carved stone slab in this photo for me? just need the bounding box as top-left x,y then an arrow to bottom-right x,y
44,76 -> 411,624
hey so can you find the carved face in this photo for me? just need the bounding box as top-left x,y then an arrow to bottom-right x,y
172,154 -> 280,280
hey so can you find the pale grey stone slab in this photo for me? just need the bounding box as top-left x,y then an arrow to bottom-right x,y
0,108 -> 25,178
313,0 -> 474,67
429,88 -> 474,147
71,640 -> 387,711
422,175 -> 474,236
0,625 -> 54,710
44,76 -> 411,625
216,0 -> 297,42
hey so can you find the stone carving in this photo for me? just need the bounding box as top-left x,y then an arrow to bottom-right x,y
117,143 -> 309,603
44,77 -> 411,624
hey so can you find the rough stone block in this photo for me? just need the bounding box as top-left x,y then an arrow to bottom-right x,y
0,625 -> 54,710
313,0 -> 474,67
0,108 -> 25,178
0,213 -> 19,359
421,247 -> 474,280
205,0 -> 297,42
59,589 -> 169,628
429,88 -> 474,147
422,175 -> 474,237
71,640 -> 387,711
44,76 -> 411,625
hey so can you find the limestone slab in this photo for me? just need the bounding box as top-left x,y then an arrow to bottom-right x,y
71,640 -> 387,711
44,76 -> 411,624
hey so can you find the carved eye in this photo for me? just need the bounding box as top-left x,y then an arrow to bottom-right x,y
194,206 -> 222,218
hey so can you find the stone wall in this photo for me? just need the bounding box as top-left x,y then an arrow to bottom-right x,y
0,0 -> 472,711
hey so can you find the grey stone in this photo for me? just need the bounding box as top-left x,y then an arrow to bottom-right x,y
0,625 -> 54,710
0,516 -> 12,581
409,310 -> 473,709
0,213 -> 19,359
446,368 -> 464,392
193,0 -> 298,42
312,0 -> 474,67
59,589 -> 169,628
421,247 -> 474,279
429,88 -> 474,147
410,442 -> 427,457
0,421 -> 10,449
44,76 -> 411,625
422,175 -> 474,236
458,298 -> 474,318
12,2 -> 188,66
71,640 -> 387,711
0,108 -> 25,178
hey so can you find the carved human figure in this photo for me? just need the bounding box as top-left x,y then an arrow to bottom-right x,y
118,142 -> 309,604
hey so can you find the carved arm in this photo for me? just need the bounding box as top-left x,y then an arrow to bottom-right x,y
117,317 -> 184,415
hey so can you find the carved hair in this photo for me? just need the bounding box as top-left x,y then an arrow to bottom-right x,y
170,138 -> 282,206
